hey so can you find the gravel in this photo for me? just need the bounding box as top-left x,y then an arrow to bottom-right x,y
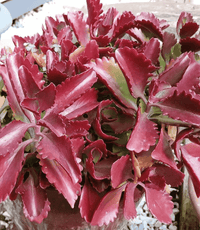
0,0 -> 181,229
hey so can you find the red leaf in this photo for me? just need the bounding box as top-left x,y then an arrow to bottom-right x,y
45,68 -> 97,115
181,143 -> 200,197
90,184 -> 125,226
135,12 -> 169,40
86,154 -> 117,180
39,157 -> 81,208
64,120 -> 90,138
115,47 -> 156,102
176,61 -> 200,93
79,177 -> 102,223
144,38 -> 160,66
93,100 -> 118,141
180,37 -> 200,53
0,140 -> 32,202
152,127 -> 177,169
86,0 -> 103,26
0,120 -> 32,156
87,57 -> 137,110
143,182 -> 173,223
111,155 -> 133,189
123,182 -> 137,219
38,133 -> 82,184
18,65 -> 41,98
67,11 -> 90,46
152,90 -> 200,127
161,32 -> 177,61
151,164 -> 184,187
83,139 -> 108,158
176,12 -> 199,38
111,11 -> 135,41
127,107 -> 158,153
16,170 -> 50,223
59,88 -> 99,120
159,52 -> 190,86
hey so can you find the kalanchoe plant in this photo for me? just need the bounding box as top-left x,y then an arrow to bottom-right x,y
1,0 -> 200,227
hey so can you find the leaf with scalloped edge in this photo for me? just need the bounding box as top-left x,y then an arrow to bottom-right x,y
144,38 -> 160,66
64,120 -> 90,138
0,120 -> 33,156
151,127 -> 177,169
142,182 -> 173,224
115,47 -> 156,102
0,139 -> 32,202
176,60 -> 200,93
59,88 -> 99,120
127,107 -> 158,153
159,52 -> 191,86
87,57 -> 137,110
161,32 -> 177,61
123,182 -> 137,220
111,155 -> 133,189
135,12 -> 169,40
38,132 -> 82,184
111,11 -> 135,41
176,12 -> 199,38
180,37 -> 200,53
86,0 -> 103,26
39,156 -> 81,208
67,11 -> 90,46
152,90 -> 200,127
181,143 -> 200,197
90,184 -> 125,226
16,169 -> 50,223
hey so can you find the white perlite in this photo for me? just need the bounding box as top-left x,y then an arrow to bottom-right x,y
0,1 -> 180,229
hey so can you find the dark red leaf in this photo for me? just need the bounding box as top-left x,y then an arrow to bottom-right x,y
180,37 -> 200,53
135,12 -> 169,40
64,120 -> 90,138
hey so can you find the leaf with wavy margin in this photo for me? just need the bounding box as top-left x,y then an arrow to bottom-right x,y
142,182 -> 173,224
90,184 -> 125,226
87,57 -> 137,110
16,169 -> 50,223
0,120 -> 33,156
151,90 -> 200,127
152,127 -> 177,169
67,11 -> 90,46
127,107 -> 158,153
181,143 -> 200,197
115,47 -> 156,102
38,132 -> 82,184
111,155 -> 133,189
0,139 -> 32,202
180,37 -> 200,53
176,12 -> 199,38
86,0 -> 103,26
39,156 -> 81,208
